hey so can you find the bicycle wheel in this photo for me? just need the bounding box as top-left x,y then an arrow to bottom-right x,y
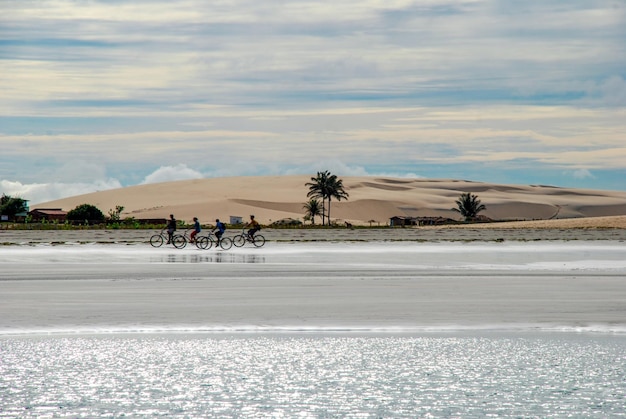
233,234 -> 246,247
197,236 -> 213,250
150,234 -> 164,247
219,237 -> 233,250
252,234 -> 265,247
172,234 -> 187,249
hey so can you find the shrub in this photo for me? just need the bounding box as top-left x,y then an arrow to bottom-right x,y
66,204 -> 105,225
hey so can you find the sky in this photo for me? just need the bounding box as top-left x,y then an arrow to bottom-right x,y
1,0 -> 625,205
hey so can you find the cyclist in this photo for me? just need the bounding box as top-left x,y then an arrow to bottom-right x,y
166,214 -> 177,244
190,217 -> 201,243
213,218 -> 226,245
245,214 -> 260,239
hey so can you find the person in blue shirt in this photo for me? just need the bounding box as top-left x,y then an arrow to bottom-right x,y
213,219 -> 226,245
190,217 -> 201,243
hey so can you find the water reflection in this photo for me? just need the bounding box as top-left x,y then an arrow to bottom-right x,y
151,253 -> 265,264
3,336 -> 624,418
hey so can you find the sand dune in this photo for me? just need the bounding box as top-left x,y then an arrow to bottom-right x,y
32,176 -> 626,227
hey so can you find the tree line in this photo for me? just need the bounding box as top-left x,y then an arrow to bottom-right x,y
3,177 -> 487,227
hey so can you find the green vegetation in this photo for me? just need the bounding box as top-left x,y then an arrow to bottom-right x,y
452,192 -> 487,221
66,204 -> 106,225
0,194 -> 28,220
305,171 -> 349,226
303,198 -> 322,225
107,205 -> 125,221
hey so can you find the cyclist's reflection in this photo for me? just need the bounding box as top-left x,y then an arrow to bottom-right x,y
154,253 -> 265,264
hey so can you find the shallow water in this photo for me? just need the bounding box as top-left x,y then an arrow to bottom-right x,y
1,241 -> 625,417
2,242 -> 625,334
2,333 -> 625,418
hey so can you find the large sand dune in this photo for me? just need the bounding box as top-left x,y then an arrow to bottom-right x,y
32,176 -> 626,226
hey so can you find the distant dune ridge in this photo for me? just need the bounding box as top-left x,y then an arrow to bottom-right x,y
33,176 -> 626,228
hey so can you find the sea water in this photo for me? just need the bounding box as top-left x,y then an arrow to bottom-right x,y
1,241 -> 625,417
2,333 -> 625,418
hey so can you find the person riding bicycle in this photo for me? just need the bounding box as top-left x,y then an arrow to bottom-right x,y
213,219 -> 226,245
166,214 -> 176,244
245,215 -> 260,239
190,217 -> 201,243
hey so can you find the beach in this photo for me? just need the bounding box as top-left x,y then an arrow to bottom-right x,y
3,211 -> 626,418
2,231 -> 626,417
2,239 -> 626,333
2,214 -> 626,245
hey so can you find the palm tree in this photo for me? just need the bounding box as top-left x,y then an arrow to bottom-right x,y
303,198 -> 322,225
305,171 -> 330,225
305,171 -> 349,226
325,174 -> 349,225
452,192 -> 486,221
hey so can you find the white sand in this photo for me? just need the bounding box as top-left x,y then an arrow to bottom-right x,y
32,176 -> 626,226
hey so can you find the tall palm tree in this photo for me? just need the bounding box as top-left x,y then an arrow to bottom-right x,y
305,171 -> 349,226
452,192 -> 486,221
305,171 -> 330,225
303,198 -> 322,225
325,174 -> 349,225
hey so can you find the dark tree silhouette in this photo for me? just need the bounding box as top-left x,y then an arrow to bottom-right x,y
66,203 -> 105,224
452,193 -> 486,221
325,175 -> 349,224
305,171 -> 349,226
305,171 -> 330,225
303,198 -> 323,225
0,194 -> 28,219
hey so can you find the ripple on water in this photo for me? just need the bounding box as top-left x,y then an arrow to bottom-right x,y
1,334 -> 625,418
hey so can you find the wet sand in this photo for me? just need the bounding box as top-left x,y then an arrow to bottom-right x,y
2,217 -> 625,334
1,225 -> 626,245
1,241 -> 625,334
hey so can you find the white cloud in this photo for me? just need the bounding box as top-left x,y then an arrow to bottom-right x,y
571,169 -> 595,180
140,164 -> 204,184
1,1 -> 625,193
1,179 -> 122,205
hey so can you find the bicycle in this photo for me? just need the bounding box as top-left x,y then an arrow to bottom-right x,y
233,228 -> 266,247
197,231 -> 233,250
150,228 -> 180,247
170,228 -> 204,249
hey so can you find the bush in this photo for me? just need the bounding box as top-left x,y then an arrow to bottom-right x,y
66,204 -> 105,225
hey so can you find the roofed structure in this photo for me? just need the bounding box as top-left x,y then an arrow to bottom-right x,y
28,208 -> 68,222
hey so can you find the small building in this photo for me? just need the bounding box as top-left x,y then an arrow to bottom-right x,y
229,216 -> 243,225
28,208 -> 68,222
389,216 -> 419,227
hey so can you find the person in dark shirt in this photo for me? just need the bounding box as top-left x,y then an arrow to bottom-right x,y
166,214 -> 176,244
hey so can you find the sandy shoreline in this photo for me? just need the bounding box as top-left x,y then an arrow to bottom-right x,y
2,217 -> 626,245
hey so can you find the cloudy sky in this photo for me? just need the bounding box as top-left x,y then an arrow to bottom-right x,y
2,0 -> 625,204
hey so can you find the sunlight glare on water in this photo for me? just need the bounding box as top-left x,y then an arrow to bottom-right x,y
1,334 -> 625,418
